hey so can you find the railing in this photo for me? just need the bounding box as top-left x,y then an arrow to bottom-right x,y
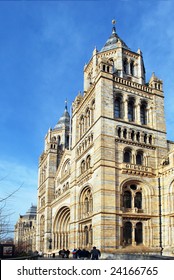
122,207 -> 144,213
114,76 -> 152,94
121,163 -> 154,176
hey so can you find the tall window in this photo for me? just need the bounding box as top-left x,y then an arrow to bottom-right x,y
131,130 -> 135,141
140,103 -> 147,125
123,191 -> 132,208
130,61 -> 134,75
84,226 -> 89,246
123,59 -> 128,74
122,184 -> 142,211
134,192 -> 142,209
86,155 -> 91,169
114,97 -> 121,118
135,222 -> 143,244
86,108 -> 91,129
123,222 -> 132,245
80,187 -> 93,219
136,151 -> 143,165
128,100 -> 134,121
123,149 -> 131,163
81,160 -> 85,174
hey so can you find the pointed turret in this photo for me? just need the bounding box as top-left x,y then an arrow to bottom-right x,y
54,100 -> 70,130
100,20 -> 129,52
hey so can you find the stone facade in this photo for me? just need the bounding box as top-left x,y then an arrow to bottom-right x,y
36,23 -> 174,256
14,205 -> 37,253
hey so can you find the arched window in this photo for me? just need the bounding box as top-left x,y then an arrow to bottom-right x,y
86,155 -> 91,169
134,192 -> 142,209
123,129 -> 127,139
149,135 -> 152,145
123,149 -> 131,163
123,191 -> 132,208
123,59 -> 128,74
140,103 -> 147,125
114,97 -> 122,118
117,127 -> 121,138
128,100 -> 134,121
84,226 -> 89,246
81,160 -> 86,174
131,130 -> 135,141
89,225 -> 93,245
91,99 -> 95,124
85,197 -> 89,213
130,61 -> 134,76
136,132 -> 140,142
136,151 -> 143,165
80,115 -> 85,137
80,188 -> 93,219
86,108 -> 91,129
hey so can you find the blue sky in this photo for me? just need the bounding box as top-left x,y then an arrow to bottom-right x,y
0,0 -> 174,236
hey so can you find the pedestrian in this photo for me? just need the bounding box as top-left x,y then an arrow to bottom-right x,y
59,248 -> 66,258
76,248 -> 82,259
72,248 -> 77,259
65,249 -> 70,258
90,246 -> 101,260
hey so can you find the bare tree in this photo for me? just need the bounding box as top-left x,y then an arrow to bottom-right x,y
0,181 -> 22,242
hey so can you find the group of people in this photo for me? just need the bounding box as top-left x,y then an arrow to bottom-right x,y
58,247 -> 101,259
58,249 -> 70,258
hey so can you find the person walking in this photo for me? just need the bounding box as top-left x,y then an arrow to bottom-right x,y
90,246 -> 101,260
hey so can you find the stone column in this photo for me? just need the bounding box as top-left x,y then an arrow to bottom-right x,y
123,96 -> 128,121
132,223 -> 136,246
127,58 -> 131,75
135,99 -> 141,124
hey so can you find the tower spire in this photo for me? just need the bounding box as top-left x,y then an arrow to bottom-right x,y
65,99 -> 68,111
112,19 -> 116,34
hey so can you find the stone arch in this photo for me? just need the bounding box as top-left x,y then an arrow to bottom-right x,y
79,186 -> 93,219
53,206 -> 70,250
61,159 -> 71,177
120,178 -> 154,214
167,179 -> 174,213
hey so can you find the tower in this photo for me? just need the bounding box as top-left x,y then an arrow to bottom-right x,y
36,21 -> 174,257
36,102 -> 70,252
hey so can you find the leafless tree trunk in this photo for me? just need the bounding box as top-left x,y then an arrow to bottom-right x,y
0,180 -> 22,242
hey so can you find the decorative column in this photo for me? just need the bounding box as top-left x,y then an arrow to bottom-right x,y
123,96 -> 128,121
135,99 -> 141,124
127,58 -> 131,75
132,222 -> 136,246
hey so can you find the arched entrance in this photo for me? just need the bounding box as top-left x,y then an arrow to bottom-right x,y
53,206 -> 70,250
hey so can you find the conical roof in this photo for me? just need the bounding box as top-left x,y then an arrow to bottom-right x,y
100,24 -> 129,52
54,102 -> 70,130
